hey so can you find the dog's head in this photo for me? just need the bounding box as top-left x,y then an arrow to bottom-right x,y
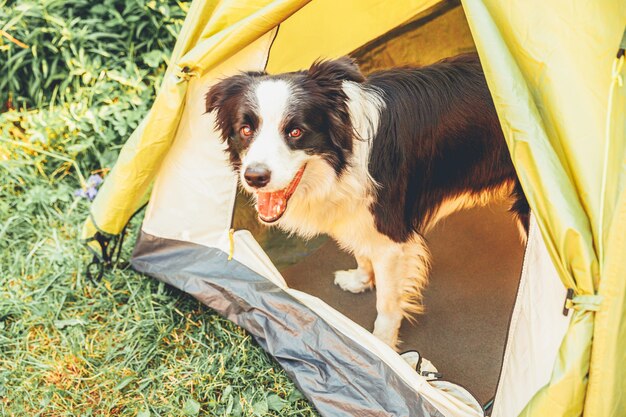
206,57 -> 364,223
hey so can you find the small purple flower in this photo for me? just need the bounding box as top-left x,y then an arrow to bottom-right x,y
88,174 -> 103,187
74,174 -> 103,201
74,188 -> 87,198
86,186 -> 98,200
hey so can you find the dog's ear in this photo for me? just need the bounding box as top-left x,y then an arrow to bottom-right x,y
205,71 -> 265,114
307,57 -> 364,84
303,58 -> 363,170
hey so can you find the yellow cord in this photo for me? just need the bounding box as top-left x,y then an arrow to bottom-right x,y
598,55 -> 624,273
228,228 -> 235,261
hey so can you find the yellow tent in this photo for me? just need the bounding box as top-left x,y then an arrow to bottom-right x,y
82,1 -> 626,415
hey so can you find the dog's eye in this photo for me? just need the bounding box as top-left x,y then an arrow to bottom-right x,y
240,125 -> 253,137
288,128 -> 303,139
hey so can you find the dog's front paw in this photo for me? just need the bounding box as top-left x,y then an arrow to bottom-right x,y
334,269 -> 373,293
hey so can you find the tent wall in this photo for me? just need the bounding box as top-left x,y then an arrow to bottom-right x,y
265,0 -> 440,73
462,0 -> 626,415
352,3 -> 474,72
492,216 -> 570,417
588,191 -> 626,416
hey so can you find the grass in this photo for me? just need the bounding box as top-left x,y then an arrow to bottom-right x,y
0,1 -> 317,415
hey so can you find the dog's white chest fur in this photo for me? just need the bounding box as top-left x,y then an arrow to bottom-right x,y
278,164 -> 385,257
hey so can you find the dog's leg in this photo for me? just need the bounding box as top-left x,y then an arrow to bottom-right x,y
372,236 -> 431,349
334,255 -> 375,293
371,246 -> 405,348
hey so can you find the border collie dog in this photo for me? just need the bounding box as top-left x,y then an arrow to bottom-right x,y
206,54 -> 529,349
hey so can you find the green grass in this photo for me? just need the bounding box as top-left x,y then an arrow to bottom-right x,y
0,1 -> 317,415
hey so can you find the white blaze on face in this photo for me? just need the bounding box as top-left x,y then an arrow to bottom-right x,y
241,80 -> 308,192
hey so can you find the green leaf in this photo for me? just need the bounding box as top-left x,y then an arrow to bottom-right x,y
142,50 -> 163,68
221,385 -> 232,402
225,395 -> 234,415
232,399 -> 243,417
288,389 -> 304,403
65,143 -> 90,153
251,397 -> 268,416
182,398 -> 200,416
267,394 -> 285,412
137,409 -> 150,417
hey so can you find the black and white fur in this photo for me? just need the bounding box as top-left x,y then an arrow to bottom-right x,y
206,54 -> 529,349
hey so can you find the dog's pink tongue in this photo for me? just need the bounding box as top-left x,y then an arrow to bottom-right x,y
256,190 -> 287,222
255,166 -> 305,222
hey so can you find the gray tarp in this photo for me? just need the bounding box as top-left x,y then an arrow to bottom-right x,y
132,231 -> 446,417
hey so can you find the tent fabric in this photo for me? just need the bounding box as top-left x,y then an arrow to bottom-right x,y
589,189 -> 626,417
264,0 -> 440,73
491,215 -> 570,417
131,231 -> 450,417
461,0 -> 626,415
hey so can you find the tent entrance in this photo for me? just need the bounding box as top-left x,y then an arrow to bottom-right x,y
227,6 -> 526,403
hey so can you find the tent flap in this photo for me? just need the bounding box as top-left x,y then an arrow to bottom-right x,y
461,0 -> 626,415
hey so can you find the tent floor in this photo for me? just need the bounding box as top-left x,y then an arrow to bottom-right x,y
281,203 -> 525,405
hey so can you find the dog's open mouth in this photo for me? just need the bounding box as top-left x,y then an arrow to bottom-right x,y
255,165 -> 306,223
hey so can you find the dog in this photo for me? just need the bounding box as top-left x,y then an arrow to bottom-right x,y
205,53 -> 529,349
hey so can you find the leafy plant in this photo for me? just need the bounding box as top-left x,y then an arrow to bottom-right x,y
1,0 -> 190,175
1,0 -> 185,109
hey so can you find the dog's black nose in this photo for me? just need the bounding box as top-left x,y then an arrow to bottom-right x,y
244,164 -> 271,188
